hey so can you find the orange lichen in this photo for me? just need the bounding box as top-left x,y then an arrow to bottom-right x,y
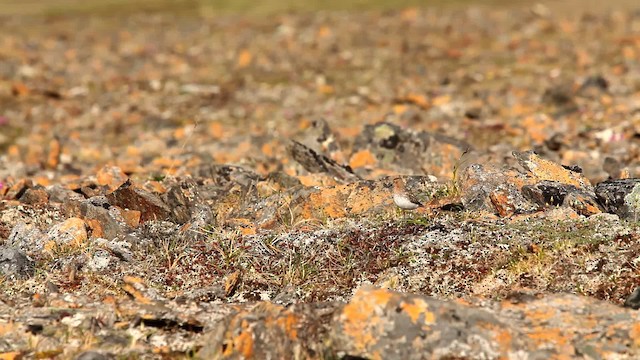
525,308 -> 557,324
275,313 -> 299,340
236,49 -> 252,68
317,25 -> 332,39
308,186 -> 348,219
521,114 -> 555,144
341,288 -> 394,351
347,186 -> 388,215
349,150 -> 377,169
630,323 -> 640,347
519,152 -> 591,188
431,94 -> 451,107
208,122 -> 224,139
400,298 -> 434,325
527,326 -> 569,346
405,93 -> 430,109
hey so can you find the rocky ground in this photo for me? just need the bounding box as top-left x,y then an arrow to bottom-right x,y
2,1 -> 640,359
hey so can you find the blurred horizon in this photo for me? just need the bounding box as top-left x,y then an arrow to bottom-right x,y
0,0 -> 637,17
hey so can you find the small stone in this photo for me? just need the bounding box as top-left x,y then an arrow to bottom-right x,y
224,271 -> 242,297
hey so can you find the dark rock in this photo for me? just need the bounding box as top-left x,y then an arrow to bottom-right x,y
544,133 -> 564,151
289,140 -> 360,183
464,106 -> 482,119
542,83 -> 574,106
0,247 -> 34,279
354,122 -> 406,151
19,186 -> 49,205
595,179 -> 640,220
578,75 -> 609,97
624,287 -> 640,310
522,180 -> 602,216
561,164 -> 583,173
164,185 -> 192,224
106,180 -> 171,223
79,183 -> 108,198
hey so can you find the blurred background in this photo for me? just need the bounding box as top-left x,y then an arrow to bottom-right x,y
2,0 -> 640,184
0,0 -> 637,16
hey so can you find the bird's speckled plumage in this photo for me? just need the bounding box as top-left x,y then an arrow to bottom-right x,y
392,177 -> 422,210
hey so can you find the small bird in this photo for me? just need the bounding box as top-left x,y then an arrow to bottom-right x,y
392,177 -> 423,211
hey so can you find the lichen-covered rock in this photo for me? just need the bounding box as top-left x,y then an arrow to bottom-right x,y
595,179 -> 640,220
460,163 -> 538,215
513,150 -> 593,190
197,302 -> 329,359
522,180 -> 601,216
199,287 -> 640,359
330,287 -> 532,360
353,122 -> 469,178
44,217 -> 88,249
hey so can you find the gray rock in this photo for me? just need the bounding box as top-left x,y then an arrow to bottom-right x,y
0,247 -> 34,279
6,222 -> 44,252
47,184 -> 85,203
595,179 -> 640,220
79,199 -> 122,240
